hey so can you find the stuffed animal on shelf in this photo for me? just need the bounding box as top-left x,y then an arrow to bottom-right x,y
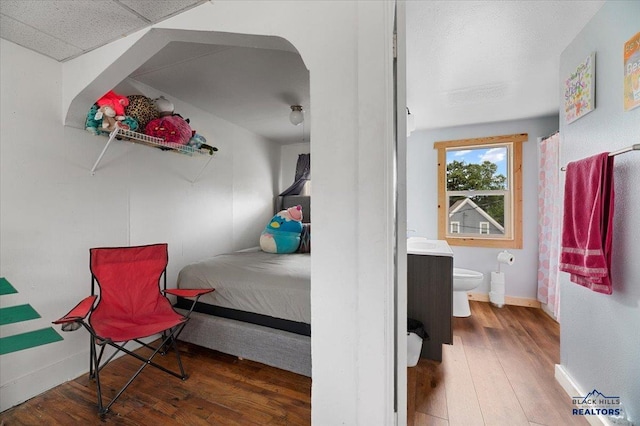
259,205 -> 304,254
154,96 -> 174,117
187,133 -> 218,154
96,90 -> 129,116
85,104 -> 103,135
188,133 -> 207,149
119,116 -> 138,132
125,95 -> 159,129
145,115 -> 192,145
95,105 -> 125,132
86,103 -> 138,135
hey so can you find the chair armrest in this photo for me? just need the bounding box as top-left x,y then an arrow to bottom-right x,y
164,289 -> 214,298
52,295 -> 97,324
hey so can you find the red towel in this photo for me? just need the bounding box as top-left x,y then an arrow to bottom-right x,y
559,152 -> 615,294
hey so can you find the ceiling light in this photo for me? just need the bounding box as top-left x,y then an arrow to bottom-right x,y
290,105 -> 304,126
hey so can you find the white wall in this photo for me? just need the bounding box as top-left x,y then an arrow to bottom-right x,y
407,115 -> 559,299
2,1 -> 399,423
0,38 -> 280,411
559,1 -> 640,422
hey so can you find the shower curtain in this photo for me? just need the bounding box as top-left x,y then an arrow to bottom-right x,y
537,132 -> 561,319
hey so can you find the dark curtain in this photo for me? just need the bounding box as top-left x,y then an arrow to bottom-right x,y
279,154 -> 310,196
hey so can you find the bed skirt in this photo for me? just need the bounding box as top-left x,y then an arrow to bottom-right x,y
176,309 -> 311,377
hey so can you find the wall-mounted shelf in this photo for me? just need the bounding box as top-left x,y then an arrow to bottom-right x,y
90,127 -> 216,183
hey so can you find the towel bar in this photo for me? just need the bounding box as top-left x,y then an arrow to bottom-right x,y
560,144 -> 639,171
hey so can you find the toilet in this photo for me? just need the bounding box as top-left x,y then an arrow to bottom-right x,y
453,268 -> 484,317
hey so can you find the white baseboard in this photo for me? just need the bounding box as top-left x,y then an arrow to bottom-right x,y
555,364 -> 608,426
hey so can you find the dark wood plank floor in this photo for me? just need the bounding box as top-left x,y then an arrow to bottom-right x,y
2,302 -> 583,425
408,301 -> 588,426
0,341 -> 311,425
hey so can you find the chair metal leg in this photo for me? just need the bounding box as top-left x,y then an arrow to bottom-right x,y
90,340 -> 106,414
93,328 -> 188,414
89,335 -> 95,379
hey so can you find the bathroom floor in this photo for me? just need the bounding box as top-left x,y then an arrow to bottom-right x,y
408,301 -> 588,426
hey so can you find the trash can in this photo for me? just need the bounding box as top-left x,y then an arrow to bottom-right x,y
407,318 -> 427,367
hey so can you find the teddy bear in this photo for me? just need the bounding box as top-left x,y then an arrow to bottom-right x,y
95,105 -> 126,132
259,205 -> 304,253
96,90 -> 129,117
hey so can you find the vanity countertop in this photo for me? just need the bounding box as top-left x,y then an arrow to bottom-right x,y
407,238 -> 453,257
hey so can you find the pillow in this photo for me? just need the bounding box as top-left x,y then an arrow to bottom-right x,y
297,223 -> 311,253
125,95 -> 159,129
260,205 -> 303,253
145,115 -> 192,145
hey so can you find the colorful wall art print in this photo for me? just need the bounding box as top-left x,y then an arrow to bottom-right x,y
624,32 -> 640,111
564,53 -> 595,124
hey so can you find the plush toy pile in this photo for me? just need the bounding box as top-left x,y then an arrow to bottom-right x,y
259,205 -> 304,254
84,89 -> 216,154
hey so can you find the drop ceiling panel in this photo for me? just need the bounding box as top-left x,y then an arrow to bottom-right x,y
0,14 -> 82,61
0,0 -> 146,50
118,0 -> 203,22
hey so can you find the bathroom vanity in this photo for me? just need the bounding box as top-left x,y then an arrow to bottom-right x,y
407,239 -> 453,362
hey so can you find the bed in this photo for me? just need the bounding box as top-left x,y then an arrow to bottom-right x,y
175,195 -> 311,376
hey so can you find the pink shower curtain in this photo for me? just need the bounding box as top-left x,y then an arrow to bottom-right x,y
537,133 -> 561,319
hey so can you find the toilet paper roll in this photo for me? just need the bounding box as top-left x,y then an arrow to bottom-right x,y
497,251 -> 515,265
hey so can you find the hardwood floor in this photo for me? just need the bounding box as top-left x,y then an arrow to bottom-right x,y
2,302 -> 584,425
408,301 -> 588,426
0,342 -> 311,425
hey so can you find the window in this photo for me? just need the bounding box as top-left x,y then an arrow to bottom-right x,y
479,222 -> 490,235
434,133 -> 526,248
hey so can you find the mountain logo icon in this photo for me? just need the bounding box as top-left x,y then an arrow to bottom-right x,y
573,389 -> 620,405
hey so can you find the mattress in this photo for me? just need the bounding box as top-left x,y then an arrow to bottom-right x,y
176,248 -> 310,325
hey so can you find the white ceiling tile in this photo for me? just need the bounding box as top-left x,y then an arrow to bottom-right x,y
0,14 -> 82,61
117,0 -> 204,22
0,0 -> 147,50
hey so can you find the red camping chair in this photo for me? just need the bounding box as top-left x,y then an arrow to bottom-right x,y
53,243 -> 213,415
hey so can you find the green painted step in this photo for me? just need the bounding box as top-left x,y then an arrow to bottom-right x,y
0,304 -> 41,326
0,277 -> 65,355
0,327 -> 63,355
0,277 -> 17,295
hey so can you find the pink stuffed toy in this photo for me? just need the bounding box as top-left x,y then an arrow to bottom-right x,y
144,115 -> 192,145
96,90 -> 129,117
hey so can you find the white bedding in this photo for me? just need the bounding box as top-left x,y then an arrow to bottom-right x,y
177,248 -> 310,324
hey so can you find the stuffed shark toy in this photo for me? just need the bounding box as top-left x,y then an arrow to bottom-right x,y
259,205 -> 303,253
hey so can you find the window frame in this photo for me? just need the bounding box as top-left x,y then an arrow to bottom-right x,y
434,133 -> 527,249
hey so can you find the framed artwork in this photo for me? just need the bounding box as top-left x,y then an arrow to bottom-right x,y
564,52 -> 595,124
624,32 -> 640,111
